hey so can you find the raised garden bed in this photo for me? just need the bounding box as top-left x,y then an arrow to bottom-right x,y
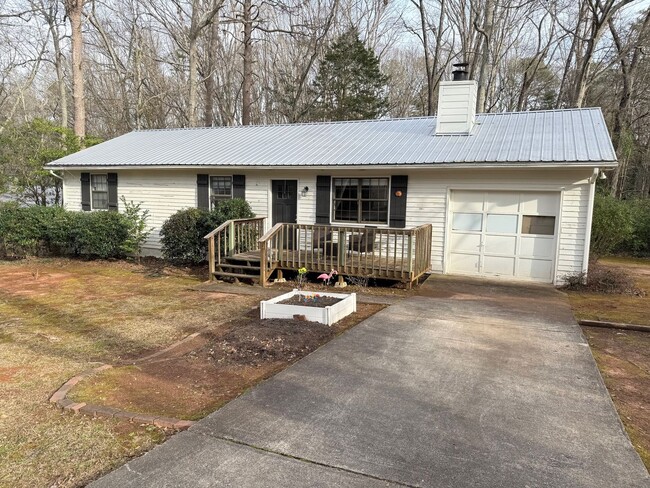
260,289 -> 356,325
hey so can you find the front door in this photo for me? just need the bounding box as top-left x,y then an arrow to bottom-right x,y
272,180 -> 298,248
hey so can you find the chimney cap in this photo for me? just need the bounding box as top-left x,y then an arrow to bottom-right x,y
452,62 -> 470,81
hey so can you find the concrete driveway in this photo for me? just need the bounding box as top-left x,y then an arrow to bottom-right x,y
91,276 -> 650,487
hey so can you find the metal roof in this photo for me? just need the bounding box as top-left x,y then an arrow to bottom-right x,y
47,108 -> 617,169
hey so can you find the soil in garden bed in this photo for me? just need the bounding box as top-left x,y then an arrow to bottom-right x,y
278,294 -> 343,308
70,303 -> 385,421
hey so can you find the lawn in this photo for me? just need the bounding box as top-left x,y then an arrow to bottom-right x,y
0,258 -> 260,487
565,256 -> 650,471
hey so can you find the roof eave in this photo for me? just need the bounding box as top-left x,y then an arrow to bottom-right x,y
46,161 -> 618,171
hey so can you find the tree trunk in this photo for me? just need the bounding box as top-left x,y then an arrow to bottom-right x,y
204,18 -> 219,127
48,15 -> 68,128
66,0 -> 85,140
242,0 -> 253,125
188,37 -> 199,127
475,0 -> 496,112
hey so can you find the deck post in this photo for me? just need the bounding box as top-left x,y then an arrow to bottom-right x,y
407,233 -> 413,278
208,236 -> 215,281
228,221 -> 235,257
260,242 -> 268,287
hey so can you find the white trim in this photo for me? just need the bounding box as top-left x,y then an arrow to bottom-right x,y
553,189 -> 565,285
582,168 -> 598,274
208,174 -> 234,209
90,173 -> 109,210
442,187 -> 452,275
330,176 -> 392,226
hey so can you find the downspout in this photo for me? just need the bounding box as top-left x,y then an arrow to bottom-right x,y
49,170 -> 64,206
582,168 -> 598,274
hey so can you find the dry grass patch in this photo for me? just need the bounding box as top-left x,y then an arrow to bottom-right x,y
566,257 -> 650,326
582,326 -> 650,470
0,258 -> 258,487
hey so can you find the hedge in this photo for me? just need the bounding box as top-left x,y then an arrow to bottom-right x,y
0,203 -> 132,259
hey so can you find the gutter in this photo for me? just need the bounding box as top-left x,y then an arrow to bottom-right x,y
45,162 -> 618,171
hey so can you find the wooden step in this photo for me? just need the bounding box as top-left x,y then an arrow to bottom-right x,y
225,256 -> 261,265
213,271 -> 260,281
216,263 -> 260,272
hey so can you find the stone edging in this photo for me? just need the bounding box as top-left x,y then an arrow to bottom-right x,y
49,364 -> 194,431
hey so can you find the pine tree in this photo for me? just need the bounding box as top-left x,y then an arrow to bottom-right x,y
312,29 -> 389,121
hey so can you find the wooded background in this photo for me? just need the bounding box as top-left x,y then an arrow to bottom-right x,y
1,0 -> 648,199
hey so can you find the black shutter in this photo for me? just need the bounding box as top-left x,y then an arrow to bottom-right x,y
80,173 -> 91,211
197,174 -> 210,209
107,173 -> 118,211
316,175 -> 331,224
232,175 -> 246,199
389,175 -> 408,228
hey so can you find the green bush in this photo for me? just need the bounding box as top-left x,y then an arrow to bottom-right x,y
160,199 -> 255,265
622,199 -> 650,255
590,193 -> 635,257
0,203 -> 133,259
590,194 -> 650,257
0,203 -> 65,257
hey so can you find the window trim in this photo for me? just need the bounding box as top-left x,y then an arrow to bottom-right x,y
209,175 -> 233,209
90,173 -> 109,210
331,177 -> 391,225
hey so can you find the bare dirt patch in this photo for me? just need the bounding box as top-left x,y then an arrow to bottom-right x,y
582,326 -> 650,470
71,303 -> 384,421
278,294 -> 342,307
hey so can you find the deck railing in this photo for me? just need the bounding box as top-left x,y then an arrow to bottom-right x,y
258,223 -> 432,287
204,217 -> 266,280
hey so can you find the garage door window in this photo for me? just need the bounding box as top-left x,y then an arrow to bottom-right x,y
452,213 -> 482,231
486,214 -> 518,233
522,215 -> 555,235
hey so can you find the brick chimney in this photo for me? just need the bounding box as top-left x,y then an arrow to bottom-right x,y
435,63 -> 477,135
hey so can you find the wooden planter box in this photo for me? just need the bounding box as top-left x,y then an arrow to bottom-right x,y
260,289 -> 357,326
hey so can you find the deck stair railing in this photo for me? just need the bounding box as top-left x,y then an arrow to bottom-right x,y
204,217 -> 266,280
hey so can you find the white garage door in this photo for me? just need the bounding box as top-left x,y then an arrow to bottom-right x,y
448,191 -> 559,282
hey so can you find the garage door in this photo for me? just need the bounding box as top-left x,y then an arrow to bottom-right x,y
448,191 -> 559,282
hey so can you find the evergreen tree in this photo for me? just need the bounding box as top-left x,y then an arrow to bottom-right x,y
312,29 -> 389,121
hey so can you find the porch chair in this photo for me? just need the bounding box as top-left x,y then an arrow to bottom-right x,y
312,227 -> 334,254
348,226 -> 377,255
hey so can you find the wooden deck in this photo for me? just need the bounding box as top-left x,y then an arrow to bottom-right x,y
205,219 -> 432,287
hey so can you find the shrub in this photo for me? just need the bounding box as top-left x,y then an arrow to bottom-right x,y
590,193 -> 634,257
120,197 -> 153,260
0,203 -> 133,259
160,199 -> 255,265
0,203 -> 65,257
622,199 -> 650,255
590,194 -> 650,258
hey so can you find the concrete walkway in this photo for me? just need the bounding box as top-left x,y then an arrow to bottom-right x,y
91,276 -> 650,487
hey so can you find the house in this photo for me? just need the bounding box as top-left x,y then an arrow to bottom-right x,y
46,74 -> 617,286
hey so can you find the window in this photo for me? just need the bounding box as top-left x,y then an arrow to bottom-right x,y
210,176 -> 232,207
452,213 -> 483,231
91,174 -> 108,210
486,214 -> 518,233
522,215 -> 555,235
332,178 -> 389,224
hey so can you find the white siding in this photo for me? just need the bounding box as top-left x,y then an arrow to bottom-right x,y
61,166 -> 595,282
